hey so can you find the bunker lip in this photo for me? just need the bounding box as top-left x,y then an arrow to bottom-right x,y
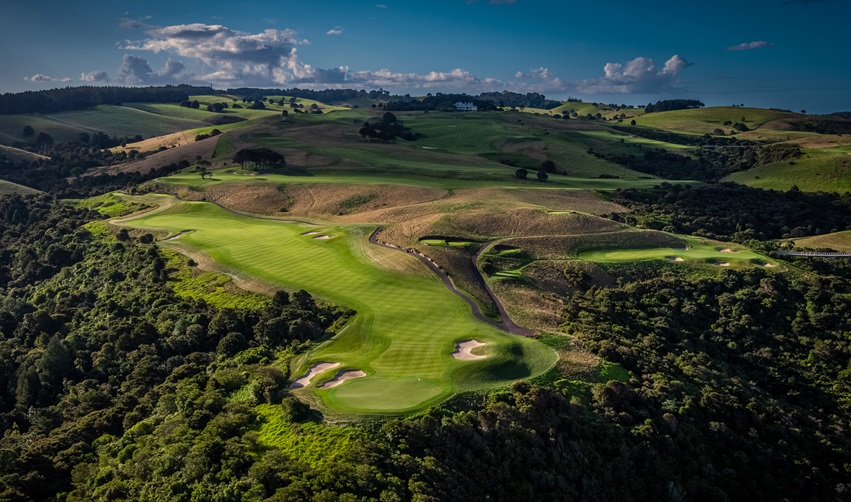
666,256 -> 685,262
314,235 -> 331,240
290,362 -> 341,388
452,339 -> 487,360
303,231 -> 320,236
164,229 -> 196,240
719,248 -> 736,253
318,370 -> 367,388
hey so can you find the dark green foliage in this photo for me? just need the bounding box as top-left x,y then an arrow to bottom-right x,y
233,148 -> 286,170
644,99 -> 705,113
614,183 -> 851,241
563,269 -> 851,500
0,196 -> 345,499
0,85 -> 211,115
789,115 -> 851,134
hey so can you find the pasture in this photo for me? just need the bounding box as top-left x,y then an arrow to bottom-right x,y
634,106 -> 799,135
789,231 -> 851,252
724,146 -> 851,192
158,165 -> 672,190
119,198 -> 556,414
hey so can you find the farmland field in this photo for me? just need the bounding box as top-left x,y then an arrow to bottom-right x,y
120,197 -> 557,413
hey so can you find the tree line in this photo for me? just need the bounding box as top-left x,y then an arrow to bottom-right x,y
0,85 -> 212,115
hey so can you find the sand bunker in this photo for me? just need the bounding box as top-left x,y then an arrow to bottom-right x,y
289,362 -> 340,389
451,340 -> 487,360
318,370 -> 367,389
764,263 -> 776,268
313,235 -> 331,240
715,262 -> 731,267
303,231 -> 319,236
666,256 -> 685,262
719,248 -> 736,253
164,230 -> 195,241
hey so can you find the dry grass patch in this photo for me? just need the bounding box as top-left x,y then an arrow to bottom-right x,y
97,135 -> 219,175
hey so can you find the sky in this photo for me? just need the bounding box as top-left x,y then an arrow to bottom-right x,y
1,0 -> 850,113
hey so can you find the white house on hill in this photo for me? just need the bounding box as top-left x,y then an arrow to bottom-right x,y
454,101 -> 478,111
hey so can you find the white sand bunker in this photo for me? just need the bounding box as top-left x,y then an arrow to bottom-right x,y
764,263 -> 776,268
318,370 -> 367,389
452,340 -> 487,360
313,235 -> 331,240
666,256 -> 685,262
719,248 -> 737,253
715,262 -> 731,267
289,362 -> 340,389
303,231 -> 320,236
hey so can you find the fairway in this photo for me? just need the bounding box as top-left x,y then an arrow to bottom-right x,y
121,198 -> 556,414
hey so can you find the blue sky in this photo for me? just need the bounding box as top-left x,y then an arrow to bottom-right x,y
1,0 -> 850,112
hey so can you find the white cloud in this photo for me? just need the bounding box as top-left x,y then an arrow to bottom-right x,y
576,55 -> 693,94
727,40 -> 774,51
326,28 -> 344,36
25,73 -> 72,83
80,71 -> 110,82
123,23 -> 305,86
115,55 -> 190,84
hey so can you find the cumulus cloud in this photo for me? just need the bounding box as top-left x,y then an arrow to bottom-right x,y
25,74 -> 72,83
80,71 -> 110,82
576,55 -> 693,94
326,28 -> 344,35
115,55 -> 190,84
727,40 -> 774,51
123,23 -> 307,85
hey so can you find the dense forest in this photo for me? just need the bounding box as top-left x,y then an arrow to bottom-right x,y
644,99 -> 705,113
613,183 -> 851,242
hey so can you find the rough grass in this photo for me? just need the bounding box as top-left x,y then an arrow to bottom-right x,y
161,249 -> 271,310
119,198 -> 556,414
72,192 -> 149,217
255,404 -> 369,468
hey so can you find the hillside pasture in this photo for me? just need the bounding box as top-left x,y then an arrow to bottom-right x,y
635,107 -> 800,135
0,179 -> 41,195
119,198 -> 556,414
724,146 -> 851,192
788,231 -> 851,252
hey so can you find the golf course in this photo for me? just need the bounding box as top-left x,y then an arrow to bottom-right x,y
120,197 -> 557,414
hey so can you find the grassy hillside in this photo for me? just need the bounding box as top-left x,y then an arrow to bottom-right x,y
0,105 -> 209,145
790,230 -> 851,252
724,146 -> 851,192
0,179 -> 41,195
634,106 -> 800,135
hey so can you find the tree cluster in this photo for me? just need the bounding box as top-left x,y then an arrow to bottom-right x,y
358,112 -> 419,142
233,148 -> 285,170
644,99 -> 705,113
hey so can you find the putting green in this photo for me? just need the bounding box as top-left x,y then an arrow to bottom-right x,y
121,197 -> 556,414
